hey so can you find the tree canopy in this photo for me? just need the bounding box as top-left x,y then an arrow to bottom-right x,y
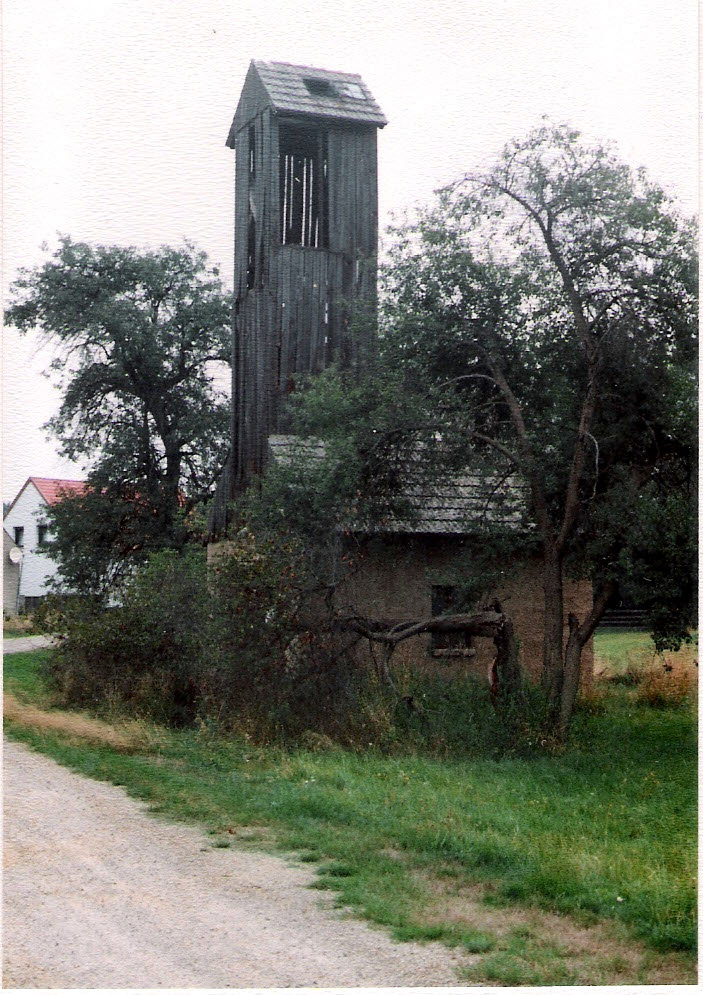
273,122 -> 696,738
4,237 -> 233,591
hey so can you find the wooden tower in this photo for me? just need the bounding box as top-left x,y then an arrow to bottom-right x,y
209,61 -> 386,532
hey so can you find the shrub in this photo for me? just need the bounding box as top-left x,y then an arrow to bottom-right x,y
45,550 -> 211,726
43,534 -> 557,753
45,538 -> 378,740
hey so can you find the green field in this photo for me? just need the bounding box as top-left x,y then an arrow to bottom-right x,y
3,638 -> 697,985
593,628 -> 698,674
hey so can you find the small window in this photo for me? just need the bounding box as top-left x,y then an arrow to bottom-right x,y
303,77 -> 338,98
13,526 -> 24,548
431,585 -> 473,656
337,81 -> 365,100
37,524 -> 49,547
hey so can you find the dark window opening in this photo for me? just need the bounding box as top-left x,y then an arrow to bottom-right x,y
22,595 -> 44,615
13,526 -> 24,548
37,524 -> 49,546
431,585 -> 473,656
248,123 -> 256,177
303,77 -> 338,98
246,211 -> 256,289
279,124 -> 329,248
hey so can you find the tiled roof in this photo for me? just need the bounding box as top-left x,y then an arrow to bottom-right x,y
267,435 -> 525,535
397,474 -> 525,534
29,477 -> 86,506
252,60 -> 387,127
269,435 -> 325,460
3,477 -> 86,519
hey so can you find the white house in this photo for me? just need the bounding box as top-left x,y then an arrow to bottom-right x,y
3,477 -> 85,615
3,528 -> 22,616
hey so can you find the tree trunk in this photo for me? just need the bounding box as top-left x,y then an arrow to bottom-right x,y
559,616 -> 584,739
161,442 -> 183,534
541,545 -> 565,725
494,614 -> 521,699
558,579 -> 616,738
367,639 -> 397,693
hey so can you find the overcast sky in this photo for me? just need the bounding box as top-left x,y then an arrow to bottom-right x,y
2,0 -> 697,502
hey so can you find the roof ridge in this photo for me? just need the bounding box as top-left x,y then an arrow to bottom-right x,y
256,59 -> 363,80
227,59 -> 387,135
28,475 -> 86,484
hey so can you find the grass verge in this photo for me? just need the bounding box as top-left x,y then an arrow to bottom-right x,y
3,643 -> 697,985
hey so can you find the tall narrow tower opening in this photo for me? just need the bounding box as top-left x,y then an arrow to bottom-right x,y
279,124 -> 329,248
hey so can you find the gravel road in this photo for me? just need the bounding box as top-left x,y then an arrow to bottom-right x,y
3,635 -> 53,654
3,739 -> 465,988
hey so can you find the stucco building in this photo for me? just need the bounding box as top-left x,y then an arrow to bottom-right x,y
3,477 -> 85,615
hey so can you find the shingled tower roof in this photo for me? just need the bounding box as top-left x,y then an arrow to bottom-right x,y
227,60 -> 387,145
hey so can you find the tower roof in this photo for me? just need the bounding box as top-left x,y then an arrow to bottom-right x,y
227,60 -> 387,145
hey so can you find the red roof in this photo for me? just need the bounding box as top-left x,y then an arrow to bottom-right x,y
4,477 -> 86,518
5,477 -> 186,518
29,477 -> 87,505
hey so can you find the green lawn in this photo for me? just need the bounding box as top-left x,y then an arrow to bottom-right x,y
593,628 -> 697,674
3,643 -> 697,985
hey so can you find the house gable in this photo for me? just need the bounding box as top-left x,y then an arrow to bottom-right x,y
3,476 -> 85,601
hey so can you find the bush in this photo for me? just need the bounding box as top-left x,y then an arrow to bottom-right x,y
45,550 -> 211,726
43,535 -> 554,753
45,539 -> 377,740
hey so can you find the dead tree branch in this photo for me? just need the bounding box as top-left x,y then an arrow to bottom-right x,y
335,608 -> 523,709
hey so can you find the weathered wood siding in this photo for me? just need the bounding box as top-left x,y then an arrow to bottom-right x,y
229,113 -> 379,499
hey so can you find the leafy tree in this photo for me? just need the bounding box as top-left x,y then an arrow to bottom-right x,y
281,123 -> 696,739
4,238 -> 232,590
40,486 -> 186,594
377,121 -> 697,736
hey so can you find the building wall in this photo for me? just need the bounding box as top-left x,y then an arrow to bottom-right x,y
3,530 -> 21,616
208,532 -> 594,689
2,483 -> 56,601
337,535 -> 594,685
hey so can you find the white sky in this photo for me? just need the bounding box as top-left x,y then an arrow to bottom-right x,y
1,0 -> 698,502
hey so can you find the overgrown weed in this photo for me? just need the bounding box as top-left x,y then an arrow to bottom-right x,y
635,659 -> 696,708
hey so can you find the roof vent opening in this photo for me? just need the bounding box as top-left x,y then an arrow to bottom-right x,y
337,82 -> 365,100
303,77 -> 338,98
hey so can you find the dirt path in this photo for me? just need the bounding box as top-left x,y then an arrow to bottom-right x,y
3,739 -> 465,988
3,635 -> 53,654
